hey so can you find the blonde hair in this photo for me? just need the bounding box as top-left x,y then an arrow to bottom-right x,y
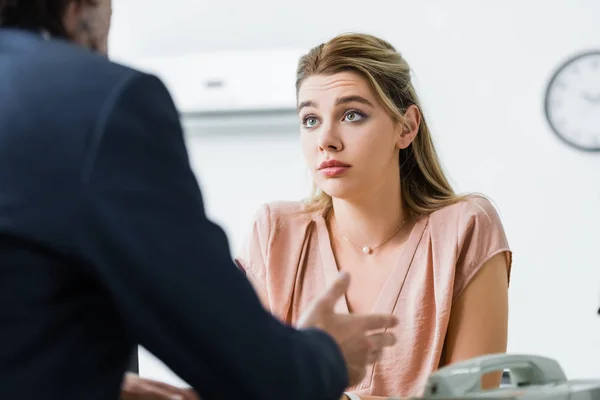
296,32 -> 469,217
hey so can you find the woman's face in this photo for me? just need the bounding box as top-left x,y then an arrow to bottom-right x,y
297,71 -> 418,200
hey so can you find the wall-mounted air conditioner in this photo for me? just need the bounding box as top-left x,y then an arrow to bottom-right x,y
124,49 -> 306,135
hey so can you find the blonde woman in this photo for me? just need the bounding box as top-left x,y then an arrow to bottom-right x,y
235,33 -> 512,400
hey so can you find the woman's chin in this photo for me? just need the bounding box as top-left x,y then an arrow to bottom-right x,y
319,182 -> 360,201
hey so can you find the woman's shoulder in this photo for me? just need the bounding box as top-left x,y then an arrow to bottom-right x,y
262,200 -> 312,216
429,195 -> 512,299
429,193 -> 503,227
250,200 -> 322,234
428,193 -> 510,266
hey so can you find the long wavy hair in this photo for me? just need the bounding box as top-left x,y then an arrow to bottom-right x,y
296,33 -> 470,217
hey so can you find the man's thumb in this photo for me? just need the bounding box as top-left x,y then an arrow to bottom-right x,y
319,271 -> 351,310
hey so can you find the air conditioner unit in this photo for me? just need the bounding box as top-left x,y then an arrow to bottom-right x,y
123,49 -> 306,135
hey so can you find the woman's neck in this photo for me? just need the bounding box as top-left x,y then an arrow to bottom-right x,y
329,179 -> 407,250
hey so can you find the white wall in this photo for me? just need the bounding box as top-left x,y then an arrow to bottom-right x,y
109,0 -> 600,386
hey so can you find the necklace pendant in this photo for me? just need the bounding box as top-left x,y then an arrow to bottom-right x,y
362,246 -> 372,254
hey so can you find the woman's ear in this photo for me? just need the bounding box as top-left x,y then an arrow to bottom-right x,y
396,104 -> 421,150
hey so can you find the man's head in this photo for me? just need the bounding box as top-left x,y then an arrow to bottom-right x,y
0,0 -> 112,54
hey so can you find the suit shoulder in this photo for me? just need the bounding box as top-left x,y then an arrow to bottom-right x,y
38,38 -> 133,76
46,42 -> 168,106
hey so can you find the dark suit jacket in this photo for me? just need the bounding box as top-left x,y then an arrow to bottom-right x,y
0,28 -> 348,400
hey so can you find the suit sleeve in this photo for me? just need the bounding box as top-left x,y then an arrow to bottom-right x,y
76,72 -> 349,400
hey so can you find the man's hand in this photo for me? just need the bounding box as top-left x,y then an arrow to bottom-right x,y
121,373 -> 200,400
297,272 -> 398,386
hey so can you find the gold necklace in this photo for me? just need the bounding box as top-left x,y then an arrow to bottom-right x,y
334,216 -> 407,255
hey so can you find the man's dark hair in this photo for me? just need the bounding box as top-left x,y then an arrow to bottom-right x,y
0,0 -> 94,38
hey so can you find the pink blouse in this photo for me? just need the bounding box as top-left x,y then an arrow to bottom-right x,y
235,195 -> 512,397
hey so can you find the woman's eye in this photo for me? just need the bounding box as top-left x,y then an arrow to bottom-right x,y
344,111 -> 364,122
304,116 -> 319,128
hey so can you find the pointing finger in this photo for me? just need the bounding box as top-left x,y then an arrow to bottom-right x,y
318,271 -> 351,310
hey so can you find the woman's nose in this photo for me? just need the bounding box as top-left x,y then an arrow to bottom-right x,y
317,125 -> 343,152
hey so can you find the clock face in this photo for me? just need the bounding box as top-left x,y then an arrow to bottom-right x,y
544,50 -> 600,152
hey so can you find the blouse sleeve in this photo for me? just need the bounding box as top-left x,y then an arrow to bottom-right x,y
453,196 -> 512,303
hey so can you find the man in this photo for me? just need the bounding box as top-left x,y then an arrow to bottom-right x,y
0,1 -> 398,399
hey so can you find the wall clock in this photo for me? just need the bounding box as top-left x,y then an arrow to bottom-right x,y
544,50 -> 600,152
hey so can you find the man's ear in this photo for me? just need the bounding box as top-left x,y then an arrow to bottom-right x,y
396,104 -> 421,150
61,0 -> 84,39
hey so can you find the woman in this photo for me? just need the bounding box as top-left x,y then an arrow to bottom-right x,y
235,33 -> 512,400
